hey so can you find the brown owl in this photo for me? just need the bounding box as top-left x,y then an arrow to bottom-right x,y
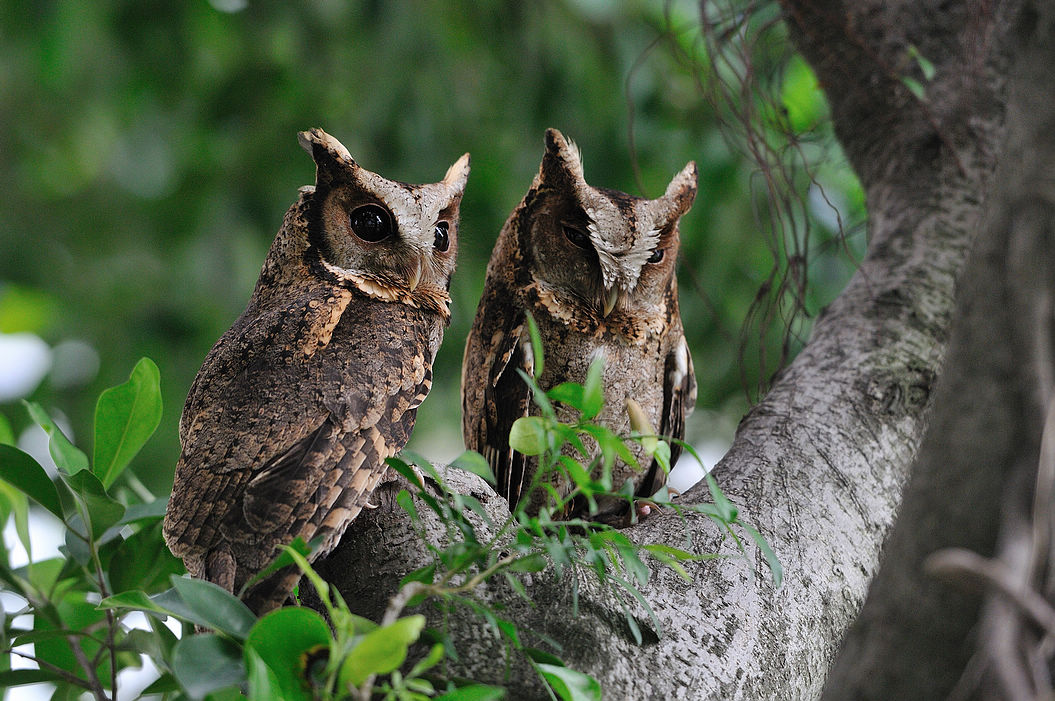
461,128 -> 696,525
163,128 -> 469,614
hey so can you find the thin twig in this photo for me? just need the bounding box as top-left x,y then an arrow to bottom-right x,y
925,548 -> 1055,638
9,649 -> 95,690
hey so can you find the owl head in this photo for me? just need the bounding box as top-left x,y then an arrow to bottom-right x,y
297,128 -> 470,317
518,128 -> 696,322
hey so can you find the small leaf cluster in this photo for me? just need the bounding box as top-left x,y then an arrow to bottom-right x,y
105,544 -> 493,701
0,358 -> 180,699
379,316 -> 781,700
0,352 -> 779,701
0,360 -> 502,700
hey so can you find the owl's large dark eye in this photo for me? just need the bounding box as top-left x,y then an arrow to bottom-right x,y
647,248 -> 665,264
562,225 -> 591,250
433,221 -> 450,252
349,204 -> 394,243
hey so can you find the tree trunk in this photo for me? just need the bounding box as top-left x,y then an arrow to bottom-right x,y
824,1 -> 1055,697
316,1 -> 1016,697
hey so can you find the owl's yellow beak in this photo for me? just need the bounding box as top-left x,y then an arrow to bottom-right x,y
602,287 -> 620,318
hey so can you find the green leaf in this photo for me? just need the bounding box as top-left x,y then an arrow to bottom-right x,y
339,615 -> 426,688
450,451 -> 496,485
238,536 -> 313,597
119,498 -> 169,525
901,76 -> 927,101
24,401 -> 89,475
282,547 -> 334,617
509,416 -> 547,456
108,520 -> 185,593
408,643 -> 445,678
171,576 -> 257,639
653,440 -> 671,474
780,54 -> 825,131
625,399 -> 657,454
245,607 -> 331,701
546,382 -> 583,410
18,557 -> 68,594
152,584 -> 249,634
0,478 -> 31,560
171,633 -> 246,700
0,444 -> 64,519
246,646 -> 285,701
100,589 -> 155,608
740,522 -> 783,588
203,687 -> 246,701
140,673 -> 181,695
580,356 -> 604,420
434,684 -> 506,701
525,648 -> 564,666
123,627 -> 176,668
396,488 -> 420,522
0,669 -> 67,687
0,412 -> 14,445
507,553 -> 547,573
537,663 -> 601,701
908,44 -> 936,80
524,311 -> 544,378
61,470 -> 125,538
517,369 -> 555,418
705,474 -> 737,524
93,357 -> 163,489
643,543 -> 706,561
595,531 -> 649,586
400,564 -> 436,588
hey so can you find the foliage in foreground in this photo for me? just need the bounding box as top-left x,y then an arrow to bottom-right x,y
0,357 -> 778,700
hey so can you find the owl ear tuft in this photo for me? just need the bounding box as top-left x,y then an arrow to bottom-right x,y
540,128 -> 586,186
298,128 -> 357,187
656,161 -> 698,224
442,153 -> 471,198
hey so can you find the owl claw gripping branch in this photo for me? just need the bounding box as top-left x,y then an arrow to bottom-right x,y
163,129 -> 469,614
462,128 -> 697,526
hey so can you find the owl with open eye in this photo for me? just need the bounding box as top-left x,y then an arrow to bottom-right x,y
462,128 -> 696,525
163,128 -> 469,614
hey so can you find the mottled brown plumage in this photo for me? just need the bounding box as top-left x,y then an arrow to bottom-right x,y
163,128 -> 469,613
462,128 -> 696,524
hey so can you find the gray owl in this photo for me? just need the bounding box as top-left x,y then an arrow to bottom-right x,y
163,128 -> 470,614
461,128 -> 696,524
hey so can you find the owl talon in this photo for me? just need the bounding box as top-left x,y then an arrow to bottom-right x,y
410,464 -> 426,490
635,499 -> 668,522
364,501 -> 379,510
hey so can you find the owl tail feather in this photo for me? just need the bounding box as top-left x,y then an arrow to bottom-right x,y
204,548 -> 237,593
241,566 -> 302,617
201,547 -> 298,621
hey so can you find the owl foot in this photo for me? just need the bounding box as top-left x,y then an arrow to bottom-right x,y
634,498 -> 669,523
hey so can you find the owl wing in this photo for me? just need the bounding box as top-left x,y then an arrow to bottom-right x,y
638,337 -> 697,499
469,314 -> 534,510
164,295 -> 431,599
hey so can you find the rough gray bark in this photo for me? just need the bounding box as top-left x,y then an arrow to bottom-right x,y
824,2 -> 1055,698
316,1 -> 1014,698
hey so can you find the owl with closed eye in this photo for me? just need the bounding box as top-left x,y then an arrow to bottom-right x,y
462,128 -> 696,525
163,128 -> 469,613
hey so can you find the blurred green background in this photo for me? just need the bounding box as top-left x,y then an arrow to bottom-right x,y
0,0 -> 862,497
